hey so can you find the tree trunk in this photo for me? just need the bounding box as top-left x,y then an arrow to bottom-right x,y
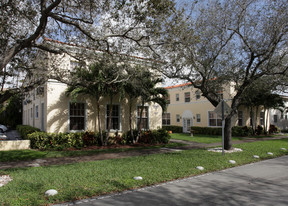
106,95 -> 113,145
128,96 -> 135,143
136,101 -> 145,143
96,101 -> 103,146
224,116 -> 233,150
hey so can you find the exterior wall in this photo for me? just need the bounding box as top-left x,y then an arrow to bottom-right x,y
164,84 -> 264,131
24,80 -> 162,134
269,98 -> 288,130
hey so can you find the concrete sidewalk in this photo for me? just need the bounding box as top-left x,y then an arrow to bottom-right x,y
56,155 -> 288,206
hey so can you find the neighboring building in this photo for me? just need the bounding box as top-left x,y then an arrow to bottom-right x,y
269,95 -> 288,131
22,38 -> 162,134
163,82 -> 266,133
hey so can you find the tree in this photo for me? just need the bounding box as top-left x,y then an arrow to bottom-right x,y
240,80 -> 285,134
134,70 -> 168,143
66,61 -> 113,145
160,0 -> 288,150
0,0 -> 176,100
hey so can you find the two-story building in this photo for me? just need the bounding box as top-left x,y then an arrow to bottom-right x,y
163,82 -> 267,133
22,38 -> 163,134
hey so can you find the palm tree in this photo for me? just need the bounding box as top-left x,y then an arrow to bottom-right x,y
66,61 -> 109,145
134,70 -> 168,143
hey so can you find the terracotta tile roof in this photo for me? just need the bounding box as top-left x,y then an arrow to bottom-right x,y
164,82 -> 192,89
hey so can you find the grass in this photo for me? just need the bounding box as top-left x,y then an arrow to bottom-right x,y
0,138 -> 287,205
170,133 -> 243,144
0,142 -> 184,162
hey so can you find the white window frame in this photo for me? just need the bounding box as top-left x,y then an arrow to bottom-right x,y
176,114 -> 180,123
69,102 -> 86,132
137,106 -> 149,129
162,112 -> 171,126
208,111 -> 222,127
176,93 -> 179,101
196,114 -> 201,123
106,104 -> 121,131
35,105 -> 39,119
184,92 -> 190,102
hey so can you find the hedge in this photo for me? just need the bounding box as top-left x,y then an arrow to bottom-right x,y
191,126 -> 253,137
16,125 -> 41,140
162,126 -> 183,133
27,128 -> 171,150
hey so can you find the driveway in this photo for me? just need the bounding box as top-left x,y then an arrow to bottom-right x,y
56,155 -> 288,206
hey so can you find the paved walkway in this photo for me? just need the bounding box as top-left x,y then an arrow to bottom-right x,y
55,155 -> 288,206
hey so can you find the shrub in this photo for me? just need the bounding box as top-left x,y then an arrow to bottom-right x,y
16,125 -> 41,139
255,125 -> 264,135
232,126 -> 253,137
162,126 -> 183,133
269,125 -> 279,134
191,126 -> 253,137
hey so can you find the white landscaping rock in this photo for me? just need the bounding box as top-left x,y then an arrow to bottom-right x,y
253,155 -> 260,159
0,184 -> 4,187
267,152 -> 273,155
196,166 -> 204,171
133,176 -> 143,180
28,163 -> 41,167
280,148 -> 287,151
229,160 -> 236,164
45,189 -> 58,196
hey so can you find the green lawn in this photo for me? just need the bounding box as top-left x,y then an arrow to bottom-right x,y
0,139 -> 287,205
170,133 -> 243,144
0,142 -> 184,162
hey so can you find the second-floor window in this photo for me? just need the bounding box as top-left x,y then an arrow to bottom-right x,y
176,93 -> 179,101
196,90 -> 201,100
35,105 -> 39,119
185,92 -> 190,102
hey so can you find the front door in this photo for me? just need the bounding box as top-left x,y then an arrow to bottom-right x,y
183,118 -> 193,133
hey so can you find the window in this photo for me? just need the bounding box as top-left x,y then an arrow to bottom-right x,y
35,105 -> 39,119
281,113 -> 284,119
137,106 -> 149,129
185,92 -> 190,102
176,93 -> 179,101
273,115 -> 278,123
69,103 -> 85,131
208,111 -> 222,126
30,108 -> 33,118
238,111 -> 243,126
196,114 -> 201,123
166,95 -> 170,104
106,105 -> 120,130
176,114 -> 180,122
260,112 -> 264,125
162,113 -> 171,125
196,90 -> 201,100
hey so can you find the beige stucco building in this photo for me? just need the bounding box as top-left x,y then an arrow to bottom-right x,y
163,83 -> 267,133
22,39 -> 162,134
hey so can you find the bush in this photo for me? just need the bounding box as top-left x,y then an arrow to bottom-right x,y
255,125 -> 263,135
191,126 -> 253,137
191,126 -> 222,135
269,125 -> 279,134
232,126 -> 253,137
281,129 -> 288,133
162,126 -> 183,133
123,128 -> 170,145
16,125 -> 41,139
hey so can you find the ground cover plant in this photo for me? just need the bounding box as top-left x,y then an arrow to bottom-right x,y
0,139 -> 287,205
170,133 -> 243,144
